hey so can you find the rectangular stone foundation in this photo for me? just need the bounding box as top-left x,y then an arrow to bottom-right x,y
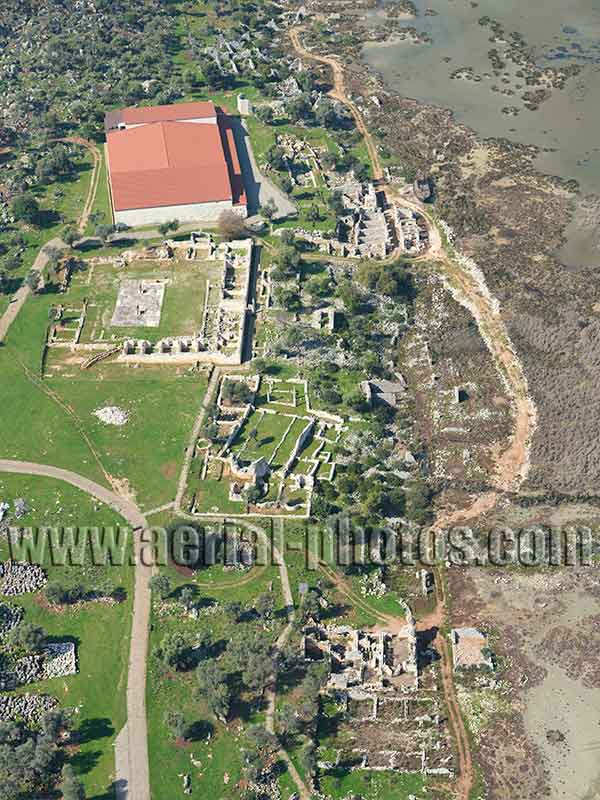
111,279 -> 166,327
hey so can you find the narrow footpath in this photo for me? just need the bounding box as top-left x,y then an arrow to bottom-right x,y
246,521 -> 313,800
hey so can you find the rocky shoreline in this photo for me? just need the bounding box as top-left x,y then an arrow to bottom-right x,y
299,1 -> 600,499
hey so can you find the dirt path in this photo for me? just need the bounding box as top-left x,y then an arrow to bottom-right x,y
0,236 -> 61,343
194,563 -> 268,591
0,459 -> 151,800
289,28 -> 383,182
288,26 -> 540,800
289,27 -> 535,497
241,522 -> 313,800
394,191 -> 536,493
60,136 -> 102,234
173,367 -> 312,796
16,356 -> 113,486
318,562 -> 397,627
320,561 -> 473,796
173,509 -> 312,797
0,137 -> 101,345
412,566 -> 473,800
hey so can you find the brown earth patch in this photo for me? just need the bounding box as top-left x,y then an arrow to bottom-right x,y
448,566 -> 600,798
160,461 -> 178,481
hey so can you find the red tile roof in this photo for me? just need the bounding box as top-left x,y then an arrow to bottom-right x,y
107,119 -> 235,211
105,101 -> 216,131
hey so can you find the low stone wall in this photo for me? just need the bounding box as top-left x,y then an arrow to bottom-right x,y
283,418 -> 315,476
0,562 -> 47,595
0,693 -> 57,721
0,602 -> 23,640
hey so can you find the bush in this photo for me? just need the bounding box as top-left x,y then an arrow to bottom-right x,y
156,631 -> 194,671
60,764 -> 86,800
11,193 -> 40,225
221,380 -> 252,405
44,582 -> 67,605
10,623 -> 47,652
164,710 -> 188,740
158,219 -> 179,236
149,575 -> 171,600
218,210 -> 248,240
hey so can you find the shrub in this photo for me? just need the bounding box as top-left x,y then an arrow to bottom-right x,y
11,193 -> 40,225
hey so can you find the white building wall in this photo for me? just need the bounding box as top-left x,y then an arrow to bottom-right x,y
114,199 -> 247,227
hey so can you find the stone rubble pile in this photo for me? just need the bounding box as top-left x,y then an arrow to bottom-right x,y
0,601 -> 23,639
93,405 -> 129,426
0,692 -> 57,721
0,642 -> 77,691
0,673 -> 15,691
0,498 -> 29,524
0,562 -> 48,595
14,498 -> 29,519
42,642 -> 77,679
12,654 -> 45,687
0,643 -> 77,691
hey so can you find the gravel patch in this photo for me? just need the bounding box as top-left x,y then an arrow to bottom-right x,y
94,405 -> 129,426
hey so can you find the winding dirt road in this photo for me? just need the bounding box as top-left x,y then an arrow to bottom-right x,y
289,25 -> 538,800
289,26 -> 535,495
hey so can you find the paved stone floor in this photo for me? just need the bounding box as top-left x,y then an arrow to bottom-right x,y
111,279 -> 166,328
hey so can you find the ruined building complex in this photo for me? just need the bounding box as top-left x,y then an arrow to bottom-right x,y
303,620 -> 455,778
120,236 -> 254,365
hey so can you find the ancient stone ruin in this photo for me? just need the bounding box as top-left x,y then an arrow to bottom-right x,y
303,619 -> 455,778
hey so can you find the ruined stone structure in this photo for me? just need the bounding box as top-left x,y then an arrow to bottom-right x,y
395,205 -> 429,255
118,236 -> 254,366
304,620 -> 455,778
361,376 -> 407,409
303,622 -> 418,693
296,182 -> 396,260
111,279 -> 166,328
188,375 -> 346,517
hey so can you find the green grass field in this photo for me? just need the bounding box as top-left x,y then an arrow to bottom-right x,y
67,256 -> 218,345
146,556 -> 285,799
45,369 -> 207,511
318,769 -> 426,799
0,474 -> 133,800
0,293 -> 109,487
232,410 -> 295,464
271,417 -> 310,469
188,476 -> 247,515
0,283 -> 208,510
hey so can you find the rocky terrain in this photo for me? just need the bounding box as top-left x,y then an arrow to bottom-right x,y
301,0 -> 600,502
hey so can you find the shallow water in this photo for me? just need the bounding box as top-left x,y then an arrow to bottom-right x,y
522,591 -> 600,800
361,0 -> 600,266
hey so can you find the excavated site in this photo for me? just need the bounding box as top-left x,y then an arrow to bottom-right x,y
303,0 -> 600,503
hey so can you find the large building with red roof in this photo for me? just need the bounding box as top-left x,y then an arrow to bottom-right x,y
105,101 -> 247,227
